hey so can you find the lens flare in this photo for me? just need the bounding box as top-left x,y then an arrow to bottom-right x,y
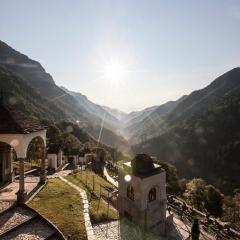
124,174 -> 132,182
10,139 -> 19,147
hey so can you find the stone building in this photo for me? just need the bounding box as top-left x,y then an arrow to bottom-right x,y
68,148 -> 81,168
47,144 -> 63,170
118,154 -> 168,237
0,103 -> 47,202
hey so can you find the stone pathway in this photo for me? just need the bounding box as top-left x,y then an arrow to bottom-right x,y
60,176 -> 95,240
93,219 -> 168,240
47,170 -> 72,179
0,176 -> 40,201
103,167 -> 118,188
93,221 -> 120,240
92,213 -> 215,240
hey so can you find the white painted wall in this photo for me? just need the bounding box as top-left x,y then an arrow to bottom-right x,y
47,154 -> 58,170
0,130 -> 46,158
118,164 -> 167,234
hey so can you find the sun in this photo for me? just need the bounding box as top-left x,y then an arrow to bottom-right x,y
102,61 -> 126,84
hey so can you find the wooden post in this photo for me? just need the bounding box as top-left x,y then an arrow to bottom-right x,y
92,175 -> 95,192
80,165 -> 82,181
107,190 -> 110,219
97,184 -> 102,213
85,171 -> 88,185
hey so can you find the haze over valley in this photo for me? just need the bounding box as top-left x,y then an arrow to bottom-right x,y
1,1 -> 240,238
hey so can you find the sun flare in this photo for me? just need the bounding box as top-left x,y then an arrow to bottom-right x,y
102,61 -> 126,83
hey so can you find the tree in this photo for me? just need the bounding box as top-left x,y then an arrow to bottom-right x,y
157,160 -> 180,195
60,133 -> 82,155
232,193 -> 240,224
184,178 -> 206,210
47,124 -> 61,144
179,178 -> 188,195
204,185 -> 223,217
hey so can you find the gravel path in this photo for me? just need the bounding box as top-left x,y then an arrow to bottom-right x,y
0,201 -> 13,213
2,218 -> 55,240
0,207 -> 36,234
0,205 -> 65,240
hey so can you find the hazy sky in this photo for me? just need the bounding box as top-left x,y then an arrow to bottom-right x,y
1,0 -> 240,112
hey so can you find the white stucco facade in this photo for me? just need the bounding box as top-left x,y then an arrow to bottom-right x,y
47,154 -> 58,169
118,162 -> 167,235
0,130 -> 46,158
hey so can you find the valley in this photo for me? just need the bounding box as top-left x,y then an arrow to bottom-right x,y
1,40 -> 240,196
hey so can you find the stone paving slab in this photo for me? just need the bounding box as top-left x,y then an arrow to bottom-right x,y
92,216 -> 215,240
0,177 -> 39,201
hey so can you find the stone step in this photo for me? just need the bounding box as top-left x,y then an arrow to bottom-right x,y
1,217 -> 55,240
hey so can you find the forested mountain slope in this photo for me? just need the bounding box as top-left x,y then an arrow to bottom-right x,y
133,68 -> 240,193
0,40 -> 128,149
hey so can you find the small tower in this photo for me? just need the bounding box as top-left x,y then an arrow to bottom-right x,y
118,154 -> 167,236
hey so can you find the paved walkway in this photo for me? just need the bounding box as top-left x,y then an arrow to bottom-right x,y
47,170 -> 72,179
0,176 -> 40,202
92,212 -> 215,240
103,167 -> 118,188
60,176 -> 95,240
93,219 -> 168,240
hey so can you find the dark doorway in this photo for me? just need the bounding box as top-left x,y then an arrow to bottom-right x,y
0,142 -> 12,184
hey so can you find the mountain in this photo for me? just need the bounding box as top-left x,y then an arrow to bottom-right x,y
101,105 -> 127,122
0,40 -> 128,149
0,65 -> 67,121
123,105 -> 158,124
122,97 -> 186,143
133,67 -> 240,193
60,87 -> 122,131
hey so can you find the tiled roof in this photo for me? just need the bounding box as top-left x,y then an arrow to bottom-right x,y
0,104 -> 46,134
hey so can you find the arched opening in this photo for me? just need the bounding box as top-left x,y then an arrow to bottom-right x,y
148,187 -> 157,202
24,136 -> 46,174
0,141 -> 15,184
127,185 -> 134,201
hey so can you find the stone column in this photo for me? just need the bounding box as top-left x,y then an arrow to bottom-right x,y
40,148 -> 47,184
17,157 -> 26,203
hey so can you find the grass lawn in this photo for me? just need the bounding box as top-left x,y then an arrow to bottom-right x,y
28,178 -> 87,240
65,170 -> 119,224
